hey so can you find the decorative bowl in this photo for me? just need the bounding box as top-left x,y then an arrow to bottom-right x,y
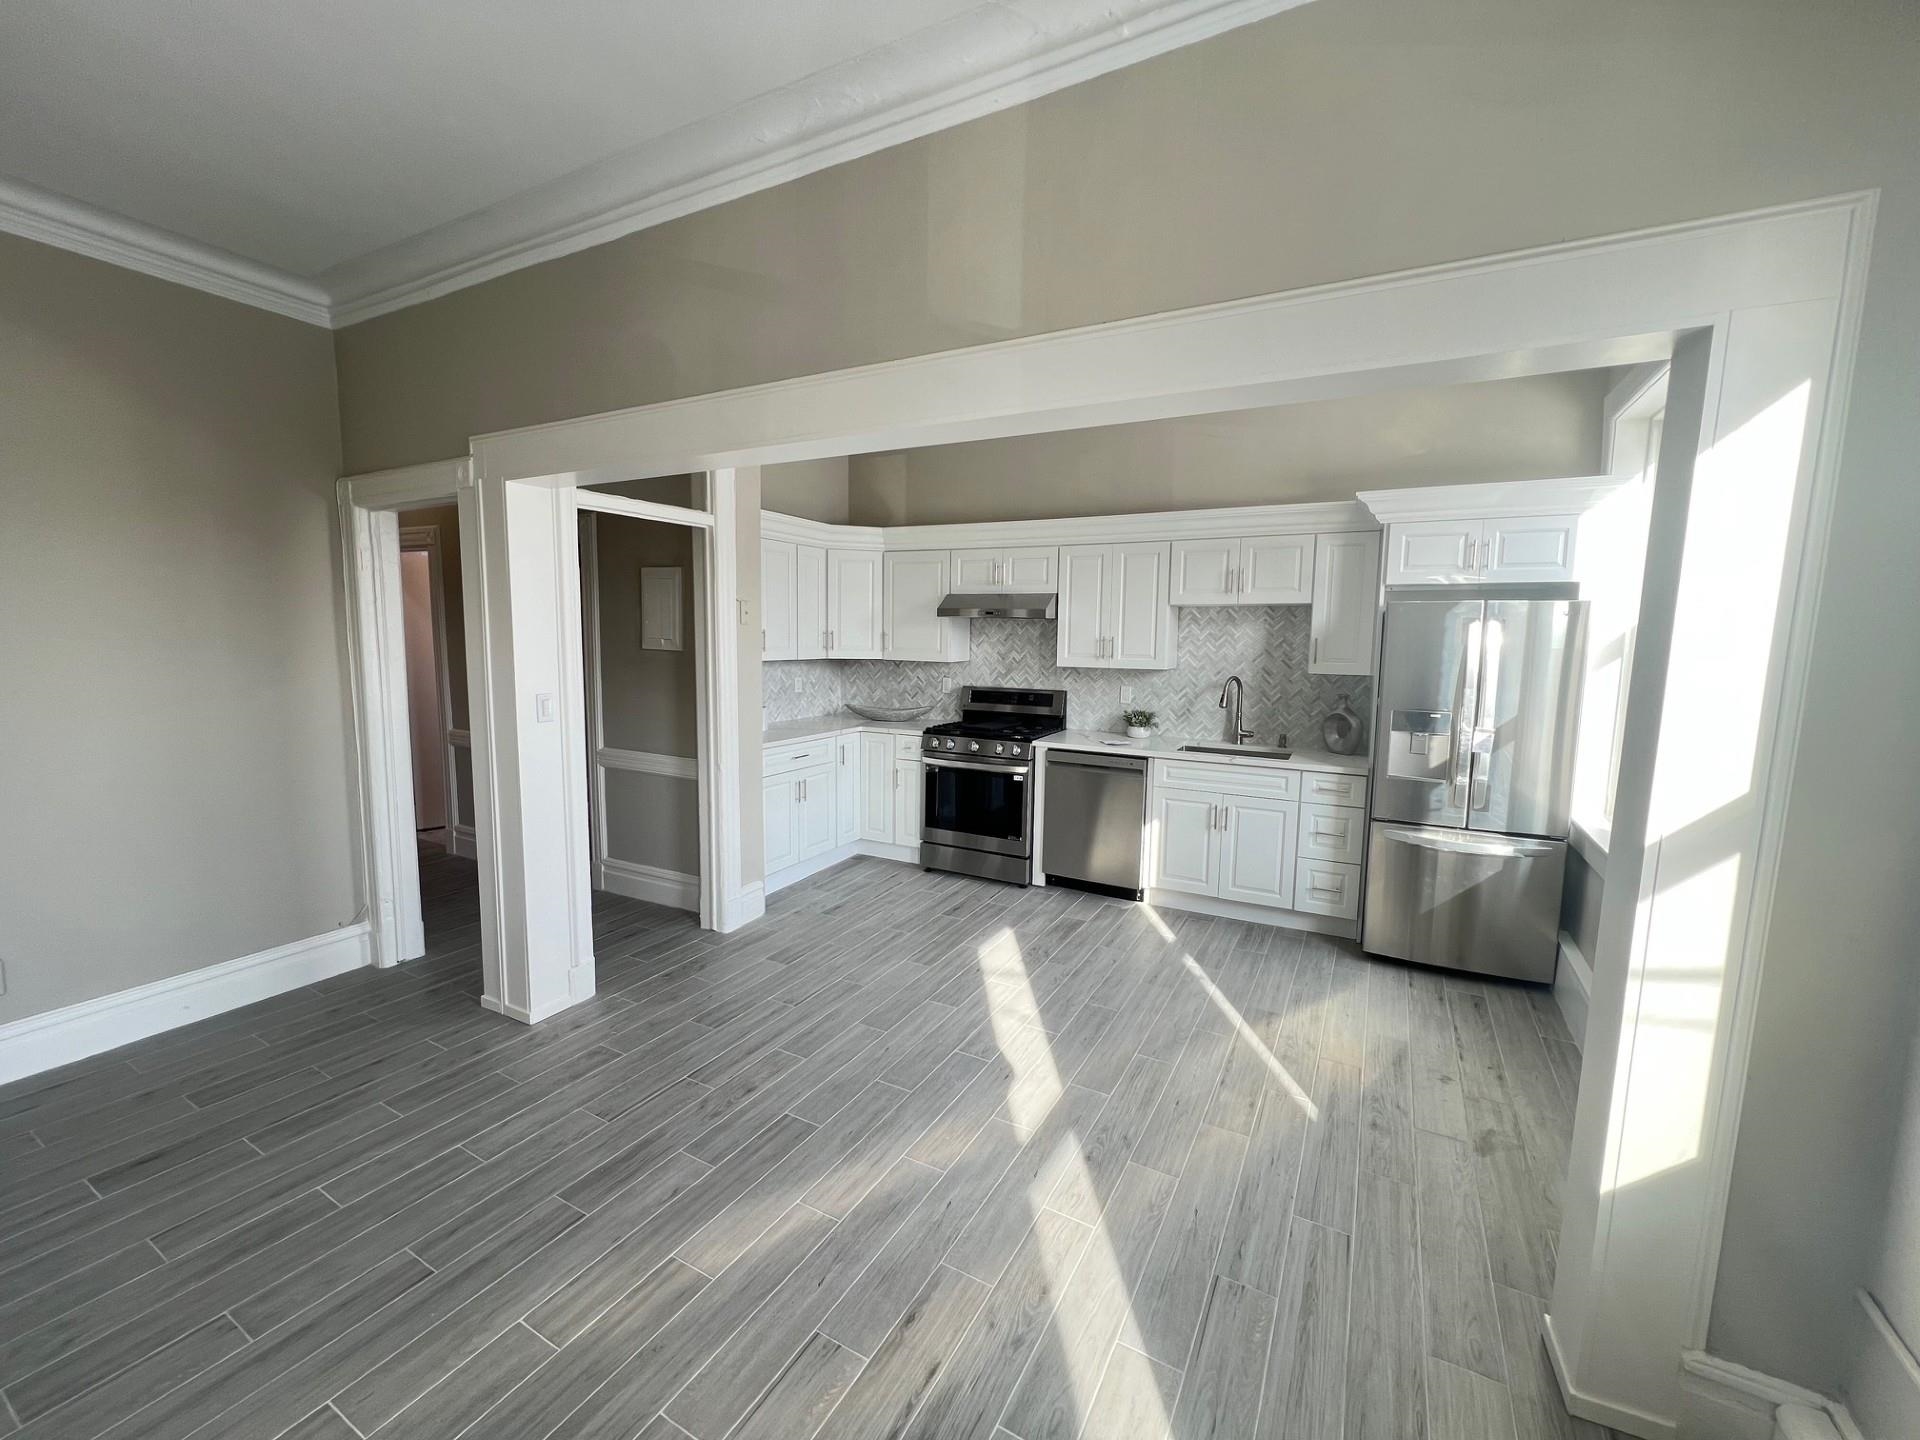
846,702 -> 939,722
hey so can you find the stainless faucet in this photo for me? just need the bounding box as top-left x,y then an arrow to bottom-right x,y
1219,675 -> 1256,745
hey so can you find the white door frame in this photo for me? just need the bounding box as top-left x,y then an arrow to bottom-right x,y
345,192 -> 1874,1437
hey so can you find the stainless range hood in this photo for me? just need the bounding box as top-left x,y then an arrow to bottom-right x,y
936,592 -> 1057,619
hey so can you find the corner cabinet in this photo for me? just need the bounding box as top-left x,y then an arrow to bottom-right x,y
766,727 -> 921,893
883,551 -> 971,662
1056,542 -> 1174,670
1309,531 -> 1380,675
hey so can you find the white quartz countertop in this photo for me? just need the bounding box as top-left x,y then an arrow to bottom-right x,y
1032,729 -> 1372,777
762,712 -> 929,746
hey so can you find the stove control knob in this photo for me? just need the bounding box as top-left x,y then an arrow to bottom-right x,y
1010,744 -> 1024,757
994,743 -> 1006,755
968,740 -> 981,753
944,738 -> 957,750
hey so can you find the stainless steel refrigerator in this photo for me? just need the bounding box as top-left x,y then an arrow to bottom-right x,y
1362,587 -> 1586,983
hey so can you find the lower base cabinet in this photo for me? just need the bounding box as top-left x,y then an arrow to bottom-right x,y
765,763 -> 836,876
1153,785 -> 1296,909
765,729 -> 922,888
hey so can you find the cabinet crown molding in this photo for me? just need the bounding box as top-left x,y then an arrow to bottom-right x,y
1357,475 -> 1622,524
761,498 -> 1373,549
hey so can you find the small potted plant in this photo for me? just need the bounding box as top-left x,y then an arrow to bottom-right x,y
1122,708 -> 1156,739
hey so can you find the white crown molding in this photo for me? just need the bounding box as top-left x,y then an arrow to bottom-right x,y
1357,475 -> 1623,523
320,0 -> 1316,326
763,499 -> 1373,552
0,175 -> 332,327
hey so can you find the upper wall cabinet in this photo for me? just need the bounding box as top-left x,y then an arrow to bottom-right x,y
951,546 -> 1058,593
1057,542 -> 1175,669
1382,514 -> 1580,585
884,550 -> 971,662
763,539 -> 884,659
1309,531 -> 1380,675
826,549 -> 883,658
1170,535 -> 1314,606
762,539 -> 800,660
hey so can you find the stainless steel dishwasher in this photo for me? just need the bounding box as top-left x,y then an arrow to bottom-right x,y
1042,749 -> 1149,899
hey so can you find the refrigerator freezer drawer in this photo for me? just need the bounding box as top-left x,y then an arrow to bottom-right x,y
1361,822 -> 1565,983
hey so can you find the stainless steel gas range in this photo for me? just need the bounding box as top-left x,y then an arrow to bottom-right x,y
919,686 -> 1066,885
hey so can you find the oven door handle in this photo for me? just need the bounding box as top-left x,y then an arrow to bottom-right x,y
923,757 -> 1030,777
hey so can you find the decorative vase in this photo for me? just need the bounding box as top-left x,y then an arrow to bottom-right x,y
1126,725 -> 1151,739
1322,695 -> 1364,755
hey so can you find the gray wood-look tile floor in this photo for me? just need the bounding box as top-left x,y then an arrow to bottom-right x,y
0,845 -> 1618,1440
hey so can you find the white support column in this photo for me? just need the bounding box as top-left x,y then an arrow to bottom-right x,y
468,473 -> 596,1022
1550,299 -> 1845,1436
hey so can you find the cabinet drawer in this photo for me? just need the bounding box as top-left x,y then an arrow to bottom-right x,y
893,734 -> 921,759
1299,770 -> 1367,807
1293,858 -> 1361,920
1156,760 -> 1297,799
1297,803 -> 1365,864
766,739 -> 835,775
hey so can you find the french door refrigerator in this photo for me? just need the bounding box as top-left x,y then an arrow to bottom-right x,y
1362,587 -> 1586,982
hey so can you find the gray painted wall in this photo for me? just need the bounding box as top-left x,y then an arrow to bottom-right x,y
1,232 -> 354,1022
847,372 -> 1608,524
762,458 -> 851,525
328,0 -> 1920,1402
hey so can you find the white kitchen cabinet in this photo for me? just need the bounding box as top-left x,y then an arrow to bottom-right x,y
1218,795 -> 1298,908
1480,514 -> 1580,581
857,732 -> 894,841
1169,538 -> 1239,605
1383,514 -> 1579,586
794,543 -> 826,660
951,546 -> 1057,593
883,550 -> 971,662
1297,801 -> 1365,865
795,764 -> 836,863
1172,535 -> 1314,606
892,752 -> 922,845
1310,531 -> 1380,676
1241,535 -> 1315,604
1153,787 -> 1221,897
763,773 -> 798,874
1293,857 -> 1362,920
761,539 -> 798,660
1057,542 -> 1174,669
827,549 -> 883,657
834,733 -> 859,846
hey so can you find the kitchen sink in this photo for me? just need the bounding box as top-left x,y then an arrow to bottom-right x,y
1178,743 -> 1293,759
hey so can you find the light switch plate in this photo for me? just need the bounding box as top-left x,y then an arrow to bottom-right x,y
535,693 -> 557,723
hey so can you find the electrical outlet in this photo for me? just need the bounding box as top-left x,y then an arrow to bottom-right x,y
1119,684 -> 1134,705
0,956 -> 7,995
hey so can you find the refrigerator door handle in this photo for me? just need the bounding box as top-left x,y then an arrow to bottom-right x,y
1468,618 -> 1502,812
1451,616 -> 1483,811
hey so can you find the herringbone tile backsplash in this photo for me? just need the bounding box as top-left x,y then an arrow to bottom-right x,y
763,607 -> 1370,750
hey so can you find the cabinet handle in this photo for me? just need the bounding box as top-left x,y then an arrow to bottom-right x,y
798,778 -> 806,801
1311,637 -> 1320,664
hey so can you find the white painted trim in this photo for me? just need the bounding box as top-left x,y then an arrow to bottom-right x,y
1675,1349 -> 1870,1440
574,488 -> 716,529
594,857 -> 700,912
707,472 -> 753,934
764,499 -> 1373,551
0,924 -> 371,1084
1848,1288 -> 1920,1440
718,880 -> 766,932
1555,930 -> 1593,1053
1569,817 -> 1611,870
342,458 -> 472,512
1544,1313 -> 1679,1439
1357,474 -> 1623,523
321,0 -> 1315,326
595,747 -> 699,780
448,822 -> 478,860
0,175 -> 331,326
1145,887 -> 1357,938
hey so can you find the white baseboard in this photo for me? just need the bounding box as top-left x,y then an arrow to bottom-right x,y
718,882 -> 767,933
448,823 -> 477,860
1847,1288 -> 1920,1440
1544,1311 -> 1677,1438
1555,929 -> 1593,1050
765,840 -> 920,896
594,856 -> 700,912
0,922 -> 373,1084
1144,888 -> 1358,939
1678,1349 -> 1869,1440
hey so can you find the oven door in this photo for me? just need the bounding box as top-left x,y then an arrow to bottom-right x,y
922,757 -> 1031,856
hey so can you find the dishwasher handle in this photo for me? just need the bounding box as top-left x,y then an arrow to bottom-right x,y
1044,750 -> 1149,774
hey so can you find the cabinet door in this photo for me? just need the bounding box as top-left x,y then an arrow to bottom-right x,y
1169,538 -> 1240,606
827,549 -> 883,657
1002,547 -> 1058,592
761,539 -> 798,660
1480,513 -> 1579,582
796,765 -> 837,862
857,732 -> 894,842
1109,542 -> 1175,669
1218,794 -> 1297,908
951,548 -> 1002,591
794,543 -> 827,660
883,551 -> 967,662
1153,787 -> 1220,897
1384,520 -> 1481,585
763,774 -> 799,874
835,734 -> 859,846
1310,531 -> 1380,676
1241,534 -> 1314,605
892,756 -> 922,845
1056,545 -> 1111,667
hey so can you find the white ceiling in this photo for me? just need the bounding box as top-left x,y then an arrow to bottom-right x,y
0,0 -> 1310,326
